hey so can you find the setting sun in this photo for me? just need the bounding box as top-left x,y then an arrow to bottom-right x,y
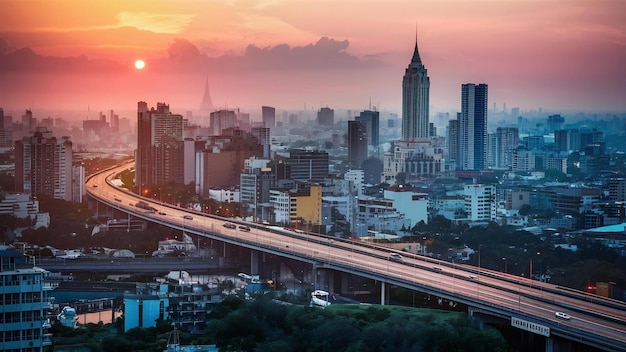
134,59 -> 145,70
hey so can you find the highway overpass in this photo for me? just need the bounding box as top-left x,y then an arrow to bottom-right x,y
85,162 -> 626,351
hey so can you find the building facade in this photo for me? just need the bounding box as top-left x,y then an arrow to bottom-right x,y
347,120 -> 368,169
356,110 -> 380,147
459,83 -> 488,171
136,102 -> 185,193
15,127 -> 74,201
261,106 -> 275,128
402,37 -> 430,140
0,251 -> 54,351
464,184 -> 496,222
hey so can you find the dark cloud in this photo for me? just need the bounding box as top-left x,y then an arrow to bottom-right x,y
0,38 -> 124,73
217,37 -> 367,70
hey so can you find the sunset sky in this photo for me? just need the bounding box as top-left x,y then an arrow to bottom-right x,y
1,0 -> 625,116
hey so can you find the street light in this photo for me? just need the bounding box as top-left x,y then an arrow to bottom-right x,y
502,257 -> 508,274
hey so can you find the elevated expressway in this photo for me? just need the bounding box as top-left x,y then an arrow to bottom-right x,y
86,162 -> 626,351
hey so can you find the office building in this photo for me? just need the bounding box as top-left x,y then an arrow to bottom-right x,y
0,251 -> 54,351
547,114 -> 564,133
496,127 -> 519,169
209,109 -> 237,136
287,150 -> 329,182
356,110 -> 380,147
317,107 -> 334,126
347,120 -> 368,169
459,83 -> 488,170
15,127 -> 74,201
262,106 -> 275,128
402,36 -> 430,140
136,102 -> 185,193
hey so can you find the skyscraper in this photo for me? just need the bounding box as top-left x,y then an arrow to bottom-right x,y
317,107 -> 334,126
15,127 -> 74,201
136,102 -> 184,193
496,127 -> 519,169
199,76 -> 214,113
459,83 -> 488,171
402,36 -> 430,140
348,120 -> 368,169
356,110 -> 380,147
262,106 -> 275,128
209,109 -> 237,136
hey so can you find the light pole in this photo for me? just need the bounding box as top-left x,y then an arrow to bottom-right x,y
502,257 -> 508,274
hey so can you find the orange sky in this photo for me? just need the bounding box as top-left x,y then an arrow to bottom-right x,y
1,0 -> 625,114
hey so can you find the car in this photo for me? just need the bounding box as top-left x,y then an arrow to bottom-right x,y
555,312 -> 571,320
468,275 -> 477,280
92,184 -> 98,188
238,225 -> 250,232
183,215 -> 193,220
158,212 -> 166,215
389,253 -> 403,262
223,223 -> 236,229
431,266 -> 443,272
114,197 -> 121,202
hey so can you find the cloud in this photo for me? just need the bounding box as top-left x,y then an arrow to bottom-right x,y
212,37 -> 379,71
0,40 -> 124,73
115,11 -> 195,34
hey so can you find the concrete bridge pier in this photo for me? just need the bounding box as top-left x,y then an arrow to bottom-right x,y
250,250 -> 259,276
381,282 -> 386,305
545,337 -> 553,352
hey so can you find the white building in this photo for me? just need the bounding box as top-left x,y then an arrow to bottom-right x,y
381,140 -> 446,185
464,184 -> 496,222
429,195 -> 466,220
269,189 -> 291,224
208,188 -> 240,203
383,187 -> 429,227
344,170 -> 364,196
355,196 -> 410,236
0,192 -> 50,228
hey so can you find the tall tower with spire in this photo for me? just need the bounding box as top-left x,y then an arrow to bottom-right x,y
402,33 -> 430,140
199,76 -> 214,113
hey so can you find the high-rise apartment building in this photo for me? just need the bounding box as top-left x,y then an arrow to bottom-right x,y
356,110 -> 380,147
348,120 -> 368,169
136,102 -> 184,193
496,127 -> 519,169
317,107 -> 334,126
261,106 -> 276,128
209,109 -> 237,136
251,126 -> 271,158
0,251 -> 54,351
459,83 -> 488,170
447,116 -> 459,163
402,36 -> 430,140
15,127 -> 74,201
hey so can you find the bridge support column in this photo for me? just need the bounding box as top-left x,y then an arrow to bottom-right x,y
545,337 -> 553,352
250,250 -> 259,276
381,282 -> 386,306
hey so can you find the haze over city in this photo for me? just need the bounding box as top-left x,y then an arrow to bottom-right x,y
2,0 -> 625,114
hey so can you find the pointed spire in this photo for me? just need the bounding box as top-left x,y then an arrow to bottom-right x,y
411,26 -> 422,64
199,75 -> 214,112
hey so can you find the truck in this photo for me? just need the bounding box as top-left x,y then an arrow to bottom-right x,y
135,201 -> 156,212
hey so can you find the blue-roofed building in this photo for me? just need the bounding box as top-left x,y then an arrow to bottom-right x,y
0,251 -> 55,351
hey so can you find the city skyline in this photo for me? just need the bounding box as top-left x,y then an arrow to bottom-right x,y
1,0 -> 625,113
